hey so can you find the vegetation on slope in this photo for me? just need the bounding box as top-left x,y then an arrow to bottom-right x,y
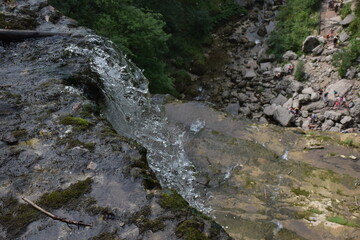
49,0 -> 245,95
333,2 -> 360,77
267,0 -> 321,59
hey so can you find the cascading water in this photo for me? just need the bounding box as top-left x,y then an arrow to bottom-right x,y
65,35 -> 210,212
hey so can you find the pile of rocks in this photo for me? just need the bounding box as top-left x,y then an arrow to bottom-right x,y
192,0 -> 360,133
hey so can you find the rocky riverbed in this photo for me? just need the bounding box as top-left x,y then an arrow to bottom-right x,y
185,0 -> 360,134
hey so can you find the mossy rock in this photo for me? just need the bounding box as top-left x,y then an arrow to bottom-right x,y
175,219 -> 208,240
0,178 -> 92,238
59,116 -> 93,131
158,189 -> 189,213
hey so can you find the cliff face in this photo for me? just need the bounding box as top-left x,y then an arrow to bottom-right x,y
0,1 -> 231,240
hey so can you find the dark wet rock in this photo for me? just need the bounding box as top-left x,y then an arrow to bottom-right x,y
282,50 -> 298,60
302,36 -> 320,53
2,132 -> 18,145
340,14 -> 355,26
257,25 -> 267,37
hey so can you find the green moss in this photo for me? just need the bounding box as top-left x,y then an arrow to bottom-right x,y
91,232 -> 119,240
0,179 -> 92,238
291,187 -> 310,197
318,169 -> 340,183
309,208 -> 323,214
295,210 -> 312,219
211,130 -> 220,135
57,137 -> 96,151
340,3 -> 352,20
340,139 -> 355,147
12,129 -> 27,138
175,220 -> 208,240
327,216 -> 359,227
158,189 -> 189,213
0,13 -> 38,30
277,228 -> 305,240
59,116 -> 93,131
138,219 -> 166,233
0,197 -> 41,239
37,178 -> 93,209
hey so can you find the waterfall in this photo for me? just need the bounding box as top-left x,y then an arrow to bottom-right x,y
65,35 -> 210,212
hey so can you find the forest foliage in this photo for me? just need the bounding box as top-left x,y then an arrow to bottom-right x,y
333,1 -> 360,77
49,0 -> 245,94
267,0 -> 320,59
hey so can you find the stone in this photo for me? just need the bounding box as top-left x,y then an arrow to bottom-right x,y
325,79 -> 354,101
322,120 -> 335,131
346,66 -> 357,79
329,126 -> 341,132
324,111 -> 342,122
238,93 -> 248,102
302,36 -> 320,53
298,94 -> 311,104
312,44 -> 324,56
340,116 -> 353,126
282,50 -> 298,60
292,99 -> 300,108
243,68 -> 257,79
288,79 -> 304,93
302,87 -> 315,95
350,98 -> 360,117
239,106 -> 251,116
273,106 -> 294,126
339,30 -> 350,42
260,62 -> 272,72
263,104 -> 276,116
301,101 -> 327,112
302,110 -> 309,118
283,98 -> 293,109
310,92 -> 320,102
340,14 -> 355,26
257,25 -> 267,37
225,102 -> 240,116
271,94 -> 288,106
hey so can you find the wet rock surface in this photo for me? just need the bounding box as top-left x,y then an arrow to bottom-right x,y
165,101 -> 360,240
0,1 -> 231,240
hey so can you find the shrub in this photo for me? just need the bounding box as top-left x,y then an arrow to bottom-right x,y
340,2 -> 352,19
267,0 -> 321,58
294,60 -> 306,81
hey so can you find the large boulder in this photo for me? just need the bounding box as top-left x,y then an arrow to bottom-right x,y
339,30 -> 350,42
312,44 -> 324,56
324,111 -> 342,122
340,14 -> 355,26
271,94 -> 288,106
288,79 -> 304,93
273,106 -> 294,126
350,98 -> 360,117
340,116 -> 353,127
302,36 -> 321,53
263,104 -> 276,116
325,79 -> 354,101
282,50 -> 298,60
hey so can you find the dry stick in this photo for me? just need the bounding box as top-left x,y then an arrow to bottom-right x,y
22,197 -> 92,227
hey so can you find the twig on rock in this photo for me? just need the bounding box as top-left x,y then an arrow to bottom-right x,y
22,197 -> 92,227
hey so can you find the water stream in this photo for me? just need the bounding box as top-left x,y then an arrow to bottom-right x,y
65,35 -> 210,212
